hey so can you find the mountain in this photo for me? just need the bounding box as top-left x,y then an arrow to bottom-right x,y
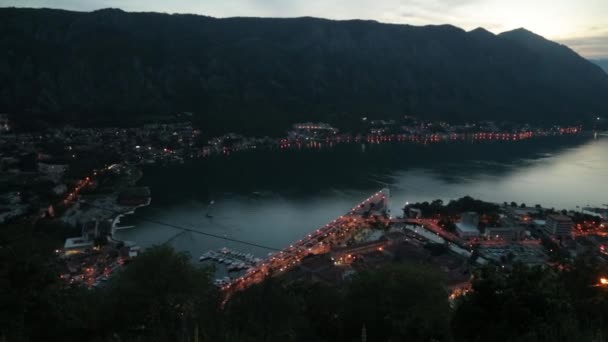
592,59 -> 608,74
1,8 -> 607,135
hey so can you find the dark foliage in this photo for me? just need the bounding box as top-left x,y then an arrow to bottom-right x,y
452,264 -> 579,342
1,8 -> 607,135
406,196 -> 500,218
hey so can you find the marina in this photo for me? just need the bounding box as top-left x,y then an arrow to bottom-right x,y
199,248 -> 264,286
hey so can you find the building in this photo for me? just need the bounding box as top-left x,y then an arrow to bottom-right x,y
507,207 -> 540,222
480,244 -> 547,266
63,237 -> 93,256
456,223 -> 480,239
456,212 -> 480,239
484,226 -> 525,241
288,122 -> 338,140
292,122 -> 338,133
82,220 -> 100,241
461,212 -> 479,227
544,214 -> 573,237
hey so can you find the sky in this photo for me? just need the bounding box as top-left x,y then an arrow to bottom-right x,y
2,0 -> 608,58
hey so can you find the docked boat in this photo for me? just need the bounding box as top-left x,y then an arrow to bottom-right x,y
199,251 -> 214,261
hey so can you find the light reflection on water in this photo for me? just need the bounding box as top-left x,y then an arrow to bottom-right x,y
115,136 -> 608,258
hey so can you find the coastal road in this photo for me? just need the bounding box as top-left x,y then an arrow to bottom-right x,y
222,189 -> 390,296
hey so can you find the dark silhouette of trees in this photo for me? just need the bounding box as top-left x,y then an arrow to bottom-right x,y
343,264 -> 451,342
406,196 -> 500,219
452,264 -> 580,342
100,245 -> 221,341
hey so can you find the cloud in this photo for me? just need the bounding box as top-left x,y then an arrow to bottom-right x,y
558,34 -> 608,58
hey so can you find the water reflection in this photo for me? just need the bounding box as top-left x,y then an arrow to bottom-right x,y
116,135 -> 608,257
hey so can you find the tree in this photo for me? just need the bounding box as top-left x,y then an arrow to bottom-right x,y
425,243 -> 449,256
223,277 -> 320,342
439,217 -> 457,233
559,253 -> 608,338
0,220 -> 114,342
343,264 -> 451,342
452,264 -> 580,342
102,245 -> 221,341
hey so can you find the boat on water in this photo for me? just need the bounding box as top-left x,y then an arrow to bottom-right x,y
203,247 -> 263,269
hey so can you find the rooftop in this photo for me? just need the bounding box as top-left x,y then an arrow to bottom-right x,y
455,222 -> 479,233
547,214 -> 573,222
64,237 -> 93,250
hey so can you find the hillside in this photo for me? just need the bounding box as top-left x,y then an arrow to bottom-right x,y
1,8 -> 607,135
592,59 -> 608,74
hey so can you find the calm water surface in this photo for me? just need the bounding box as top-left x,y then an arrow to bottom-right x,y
115,135 -> 608,257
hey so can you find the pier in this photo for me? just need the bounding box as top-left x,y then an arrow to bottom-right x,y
222,188 -> 390,296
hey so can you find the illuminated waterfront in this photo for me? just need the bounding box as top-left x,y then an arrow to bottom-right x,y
115,135 -> 608,258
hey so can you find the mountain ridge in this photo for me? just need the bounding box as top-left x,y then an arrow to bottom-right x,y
592,59 -> 608,74
0,7 -> 607,135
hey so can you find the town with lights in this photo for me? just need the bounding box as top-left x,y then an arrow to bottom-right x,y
1,113 -> 606,293
206,188 -> 608,302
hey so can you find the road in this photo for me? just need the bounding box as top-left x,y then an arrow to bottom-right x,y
222,189 -> 390,297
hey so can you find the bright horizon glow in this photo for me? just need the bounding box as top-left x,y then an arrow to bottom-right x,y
1,0 -> 607,58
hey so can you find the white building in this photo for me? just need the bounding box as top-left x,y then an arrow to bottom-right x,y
461,212 -> 479,227
456,222 -> 480,239
544,214 -> 573,237
63,237 -> 93,256
456,212 -> 480,239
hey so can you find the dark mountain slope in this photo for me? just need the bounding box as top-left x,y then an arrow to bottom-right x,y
592,59 -> 608,74
0,8 -> 607,135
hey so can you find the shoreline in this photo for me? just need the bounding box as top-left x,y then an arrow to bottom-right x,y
110,197 -> 151,240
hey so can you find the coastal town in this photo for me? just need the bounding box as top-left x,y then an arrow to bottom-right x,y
0,112 -> 584,222
0,112 -> 601,292
210,189 -> 608,300
3,3 -> 608,340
